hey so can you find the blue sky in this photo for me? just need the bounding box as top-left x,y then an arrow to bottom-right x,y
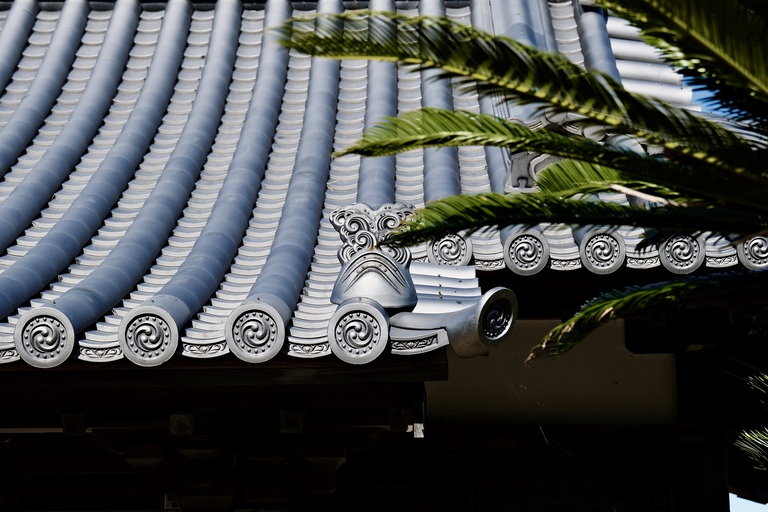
731,494 -> 768,511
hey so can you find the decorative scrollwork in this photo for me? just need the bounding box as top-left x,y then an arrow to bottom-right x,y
581,233 -> 624,274
660,235 -> 704,274
504,231 -> 548,275
16,311 -> 73,368
738,236 -> 768,270
375,204 -> 413,232
337,222 -> 378,262
330,204 -> 373,235
328,300 -> 389,364
428,233 -> 472,266
377,231 -> 413,266
331,203 -> 415,264
124,314 -> 172,362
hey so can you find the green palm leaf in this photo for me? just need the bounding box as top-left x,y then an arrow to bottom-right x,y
596,0 -> 768,128
528,269 -> 768,361
534,160 -> 687,202
338,108 -> 768,209
749,374 -> 768,394
736,429 -> 768,470
382,192 -> 767,247
278,12 -> 766,174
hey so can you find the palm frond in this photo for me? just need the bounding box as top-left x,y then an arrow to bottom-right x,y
278,12 -> 766,174
382,192 -> 767,247
338,108 -> 768,209
534,160 -> 691,203
749,374 -> 768,395
527,269 -> 768,361
596,0 -> 768,129
736,429 -> 768,470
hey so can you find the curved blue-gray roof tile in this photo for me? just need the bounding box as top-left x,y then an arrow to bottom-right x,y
0,0 -> 747,368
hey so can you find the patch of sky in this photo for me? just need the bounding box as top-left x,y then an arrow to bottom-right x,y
731,493 -> 768,511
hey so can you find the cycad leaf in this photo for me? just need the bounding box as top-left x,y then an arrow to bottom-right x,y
340,108 -> 768,209
534,160 -> 688,202
528,269 -> 768,361
383,192 -> 767,247
278,12 -> 766,173
597,0 -> 768,129
749,374 -> 768,395
736,429 -> 768,470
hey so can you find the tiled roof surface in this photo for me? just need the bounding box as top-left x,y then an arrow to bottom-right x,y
0,0 -> 761,368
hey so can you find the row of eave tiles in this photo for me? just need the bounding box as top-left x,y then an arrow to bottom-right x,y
0,0 -> 759,365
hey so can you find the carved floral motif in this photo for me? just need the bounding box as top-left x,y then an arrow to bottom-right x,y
288,343 -> 331,356
706,255 -> 738,267
475,259 -> 505,270
182,342 -> 228,357
80,347 -> 122,360
627,256 -> 660,268
391,335 -> 439,352
0,348 -> 18,361
550,258 -> 581,270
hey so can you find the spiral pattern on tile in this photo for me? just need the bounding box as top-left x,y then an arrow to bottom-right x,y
508,234 -> 544,270
233,310 -> 279,354
661,235 -> 702,273
584,234 -> 621,269
482,298 -> 513,341
334,310 -> 381,351
428,233 -> 471,266
739,236 -> 768,269
23,316 -> 68,360
124,314 -> 172,359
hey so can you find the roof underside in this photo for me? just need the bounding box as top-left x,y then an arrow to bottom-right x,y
0,0 -> 757,369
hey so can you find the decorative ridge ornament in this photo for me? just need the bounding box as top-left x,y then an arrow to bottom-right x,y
330,202 -> 414,266
330,203 -> 418,308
